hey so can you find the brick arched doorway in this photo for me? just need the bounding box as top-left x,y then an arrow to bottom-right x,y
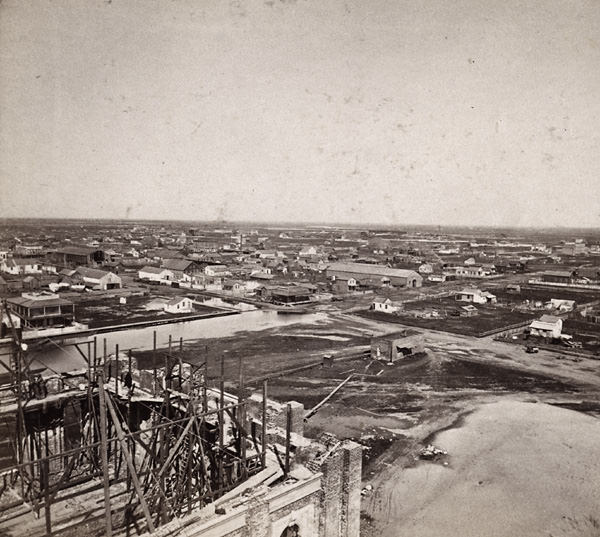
280,523 -> 300,537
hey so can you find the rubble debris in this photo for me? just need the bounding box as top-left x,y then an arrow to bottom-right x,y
419,444 -> 448,461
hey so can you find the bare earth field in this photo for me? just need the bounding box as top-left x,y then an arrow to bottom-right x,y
363,400 -> 600,537
137,310 -> 600,536
357,305 -> 537,337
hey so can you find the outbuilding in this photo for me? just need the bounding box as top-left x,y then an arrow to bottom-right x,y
371,297 -> 402,314
455,288 -> 496,304
164,296 -> 195,314
370,330 -> 424,363
326,262 -> 422,288
270,286 -> 312,305
541,271 -> 575,284
75,267 -> 122,290
138,266 -> 175,283
529,315 -> 563,339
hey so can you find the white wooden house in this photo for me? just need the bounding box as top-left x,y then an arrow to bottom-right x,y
164,297 -> 194,314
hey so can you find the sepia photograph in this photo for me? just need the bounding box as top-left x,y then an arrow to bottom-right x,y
0,1 -> 599,536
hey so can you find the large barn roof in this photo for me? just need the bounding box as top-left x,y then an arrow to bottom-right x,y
326,262 -> 421,279
76,266 -> 115,280
161,258 -> 195,271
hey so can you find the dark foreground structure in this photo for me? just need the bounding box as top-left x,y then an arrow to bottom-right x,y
0,311 -> 361,537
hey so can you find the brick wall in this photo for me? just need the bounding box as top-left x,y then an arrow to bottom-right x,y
318,442 -> 362,537
340,442 -> 362,537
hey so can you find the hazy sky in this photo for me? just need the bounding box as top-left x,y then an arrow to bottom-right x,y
1,0 -> 599,227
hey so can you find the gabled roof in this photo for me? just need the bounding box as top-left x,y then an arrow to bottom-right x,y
550,298 -> 575,305
52,246 -> 100,256
250,272 -> 274,280
543,270 -> 574,278
7,296 -> 73,308
326,262 -> 421,279
223,279 -> 244,287
539,314 -> 561,324
459,288 -> 482,295
165,296 -> 191,306
530,320 -> 559,331
271,286 -> 312,297
76,266 -> 117,280
161,258 -> 195,271
140,266 -> 168,274
10,258 -> 41,265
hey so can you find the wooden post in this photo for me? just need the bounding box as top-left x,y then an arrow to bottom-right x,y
179,337 -> 184,391
97,373 -> 113,536
43,458 -> 51,536
103,338 -> 107,379
285,403 -> 291,476
85,341 -> 92,389
202,361 -> 208,413
93,337 -> 97,376
218,355 -> 225,491
152,330 -> 157,396
238,357 -> 246,478
127,349 -> 133,492
262,381 -> 267,468
158,425 -> 167,525
115,344 -> 119,397
104,390 -> 156,533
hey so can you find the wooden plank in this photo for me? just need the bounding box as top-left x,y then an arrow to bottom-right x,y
262,381 -> 267,468
285,403 -> 291,475
304,373 -> 355,420
97,374 -> 113,537
152,415 -> 195,483
43,459 -> 51,536
103,386 -> 156,533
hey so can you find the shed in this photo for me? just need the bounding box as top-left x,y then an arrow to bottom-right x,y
370,331 -> 424,363
75,267 -> 122,290
164,296 -> 195,314
529,315 -> 563,339
371,297 -> 402,314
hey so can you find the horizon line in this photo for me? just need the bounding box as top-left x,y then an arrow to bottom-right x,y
0,216 -> 599,232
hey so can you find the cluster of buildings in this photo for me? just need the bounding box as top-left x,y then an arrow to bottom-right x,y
2,223 -> 600,338
2,224 -> 599,296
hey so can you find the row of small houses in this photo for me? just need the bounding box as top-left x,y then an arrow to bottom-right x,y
0,267 -> 122,295
370,291 -> 574,342
371,288 -> 497,316
1,291 -> 198,334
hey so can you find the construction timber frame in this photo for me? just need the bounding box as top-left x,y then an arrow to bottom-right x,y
0,307 -> 270,536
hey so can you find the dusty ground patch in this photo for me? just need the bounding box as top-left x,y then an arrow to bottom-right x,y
362,400 -> 600,537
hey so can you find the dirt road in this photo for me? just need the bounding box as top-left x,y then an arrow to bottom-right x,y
362,400 -> 600,537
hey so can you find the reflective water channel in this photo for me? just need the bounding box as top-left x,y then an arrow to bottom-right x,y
28,309 -> 328,374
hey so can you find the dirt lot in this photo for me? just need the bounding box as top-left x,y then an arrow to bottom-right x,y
362,400 -> 600,537
358,300 -> 536,336
129,309 -> 600,536
75,293 -> 219,328
132,314 -> 372,382
491,285 -> 600,305
271,333 -> 600,537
